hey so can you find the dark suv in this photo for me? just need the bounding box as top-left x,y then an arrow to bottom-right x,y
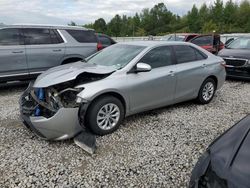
0,24 -> 99,83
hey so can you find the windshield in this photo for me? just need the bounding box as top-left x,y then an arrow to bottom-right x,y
87,44 -> 145,69
227,37 -> 250,49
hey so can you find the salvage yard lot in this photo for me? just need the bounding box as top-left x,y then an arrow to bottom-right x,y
0,81 -> 249,187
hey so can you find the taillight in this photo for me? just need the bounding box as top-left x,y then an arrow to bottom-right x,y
97,42 -> 103,51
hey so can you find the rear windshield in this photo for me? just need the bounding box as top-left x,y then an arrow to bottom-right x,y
87,44 -> 145,69
227,37 -> 250,49
66,29 -> 97,43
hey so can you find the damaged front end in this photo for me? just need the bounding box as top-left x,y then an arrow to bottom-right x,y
19,81 -> 85,140
19,62 -> 115,154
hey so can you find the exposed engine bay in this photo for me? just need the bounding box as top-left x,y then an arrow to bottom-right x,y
20,71 -> 113,154
22,72 -> 111,118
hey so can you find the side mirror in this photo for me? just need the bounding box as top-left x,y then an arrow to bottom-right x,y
135,63 -> 152,73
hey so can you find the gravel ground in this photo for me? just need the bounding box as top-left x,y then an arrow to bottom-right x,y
0,80 -> 249,187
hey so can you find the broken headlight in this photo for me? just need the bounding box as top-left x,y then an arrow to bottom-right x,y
52,87 -> 84,108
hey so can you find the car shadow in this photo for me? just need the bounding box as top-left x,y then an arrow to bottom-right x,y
0,80 -> 31,92
123,100 -> 195,124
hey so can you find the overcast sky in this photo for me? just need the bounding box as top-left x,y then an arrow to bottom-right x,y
0,0 -> 237,25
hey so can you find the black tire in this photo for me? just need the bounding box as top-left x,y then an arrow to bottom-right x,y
85,95 -> 125,136
196,78 -> 216,104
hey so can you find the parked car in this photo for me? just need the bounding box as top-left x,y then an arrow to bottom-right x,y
161,33 -> 198,42
189,115 -> 250,188
96,33 -> 116,50
0,24 -> 99,83
218,37 -> 250,80
190,34 -> 224,54
20,41 -> 225,141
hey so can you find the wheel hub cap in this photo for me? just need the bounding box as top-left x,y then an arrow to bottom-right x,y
96,103 -> 120,130
202,82 -> 214,101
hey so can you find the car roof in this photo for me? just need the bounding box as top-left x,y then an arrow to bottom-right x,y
0,24 -> 93,30
119,41 -> 192,47
174,33 -> 198,35
162,33 -> 199,38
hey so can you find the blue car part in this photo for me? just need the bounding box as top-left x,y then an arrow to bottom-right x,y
35,88 -> 45,116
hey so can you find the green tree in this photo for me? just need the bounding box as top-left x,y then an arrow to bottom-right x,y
108,14 -> 122,37
211,0 -> 224,32
93,18 -> 107,33
224,0 -> 238,32
202,20 -> 218,33
84,1 -> 250,36
135,27 -> 146,36
199,3 -> 210,28
187,5 -> 201,32
68,21 -> 77,26
84,23 -> 94,29
237,0 -> 250,32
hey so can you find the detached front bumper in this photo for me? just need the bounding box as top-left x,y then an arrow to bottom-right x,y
19,83 -> 83,140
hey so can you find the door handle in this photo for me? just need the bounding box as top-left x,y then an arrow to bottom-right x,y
169,70 -> 175,76
52,49 -> 62,52
12,51 -> 24,54
202,64 -> 207,68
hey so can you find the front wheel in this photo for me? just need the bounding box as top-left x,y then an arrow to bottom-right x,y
85,96 -> 125,135
197,78 -> 216,104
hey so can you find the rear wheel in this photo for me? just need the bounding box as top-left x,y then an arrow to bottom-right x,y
85,96 -> 124,135
197,78 -> 216,104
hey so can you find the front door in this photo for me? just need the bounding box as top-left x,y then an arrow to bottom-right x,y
126,46 -> 176,114
0,28 -> 27,78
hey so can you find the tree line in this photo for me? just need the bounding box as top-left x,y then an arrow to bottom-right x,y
77,0 -> 250,37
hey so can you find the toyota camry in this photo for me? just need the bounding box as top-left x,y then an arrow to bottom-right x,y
20,41 -> 226,141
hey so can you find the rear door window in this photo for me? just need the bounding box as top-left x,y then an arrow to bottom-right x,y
23,28 -> 52,45
66,30 -> 97,43
191,36 -> 212,46
50,29 -> 64,44
174,45 -> 206,64
139,46 -> 174,69
0,28 -> 23,45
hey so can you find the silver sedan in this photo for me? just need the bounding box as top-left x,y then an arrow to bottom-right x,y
20,41 -> 226,140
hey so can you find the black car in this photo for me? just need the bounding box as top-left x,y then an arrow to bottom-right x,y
189,115 -> 250,188
96,33 -> 116,50
218,37 -> 250,80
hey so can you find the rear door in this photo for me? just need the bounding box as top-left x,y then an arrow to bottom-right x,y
173,45 -> 209,102
127,46 -> 177,113
23,28 -> 65,74
0,28 -> 28,78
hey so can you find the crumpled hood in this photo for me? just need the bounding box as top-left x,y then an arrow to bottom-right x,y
33,62 -> 116,88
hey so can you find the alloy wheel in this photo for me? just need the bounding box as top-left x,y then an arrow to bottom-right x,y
96,103 -> 120,130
